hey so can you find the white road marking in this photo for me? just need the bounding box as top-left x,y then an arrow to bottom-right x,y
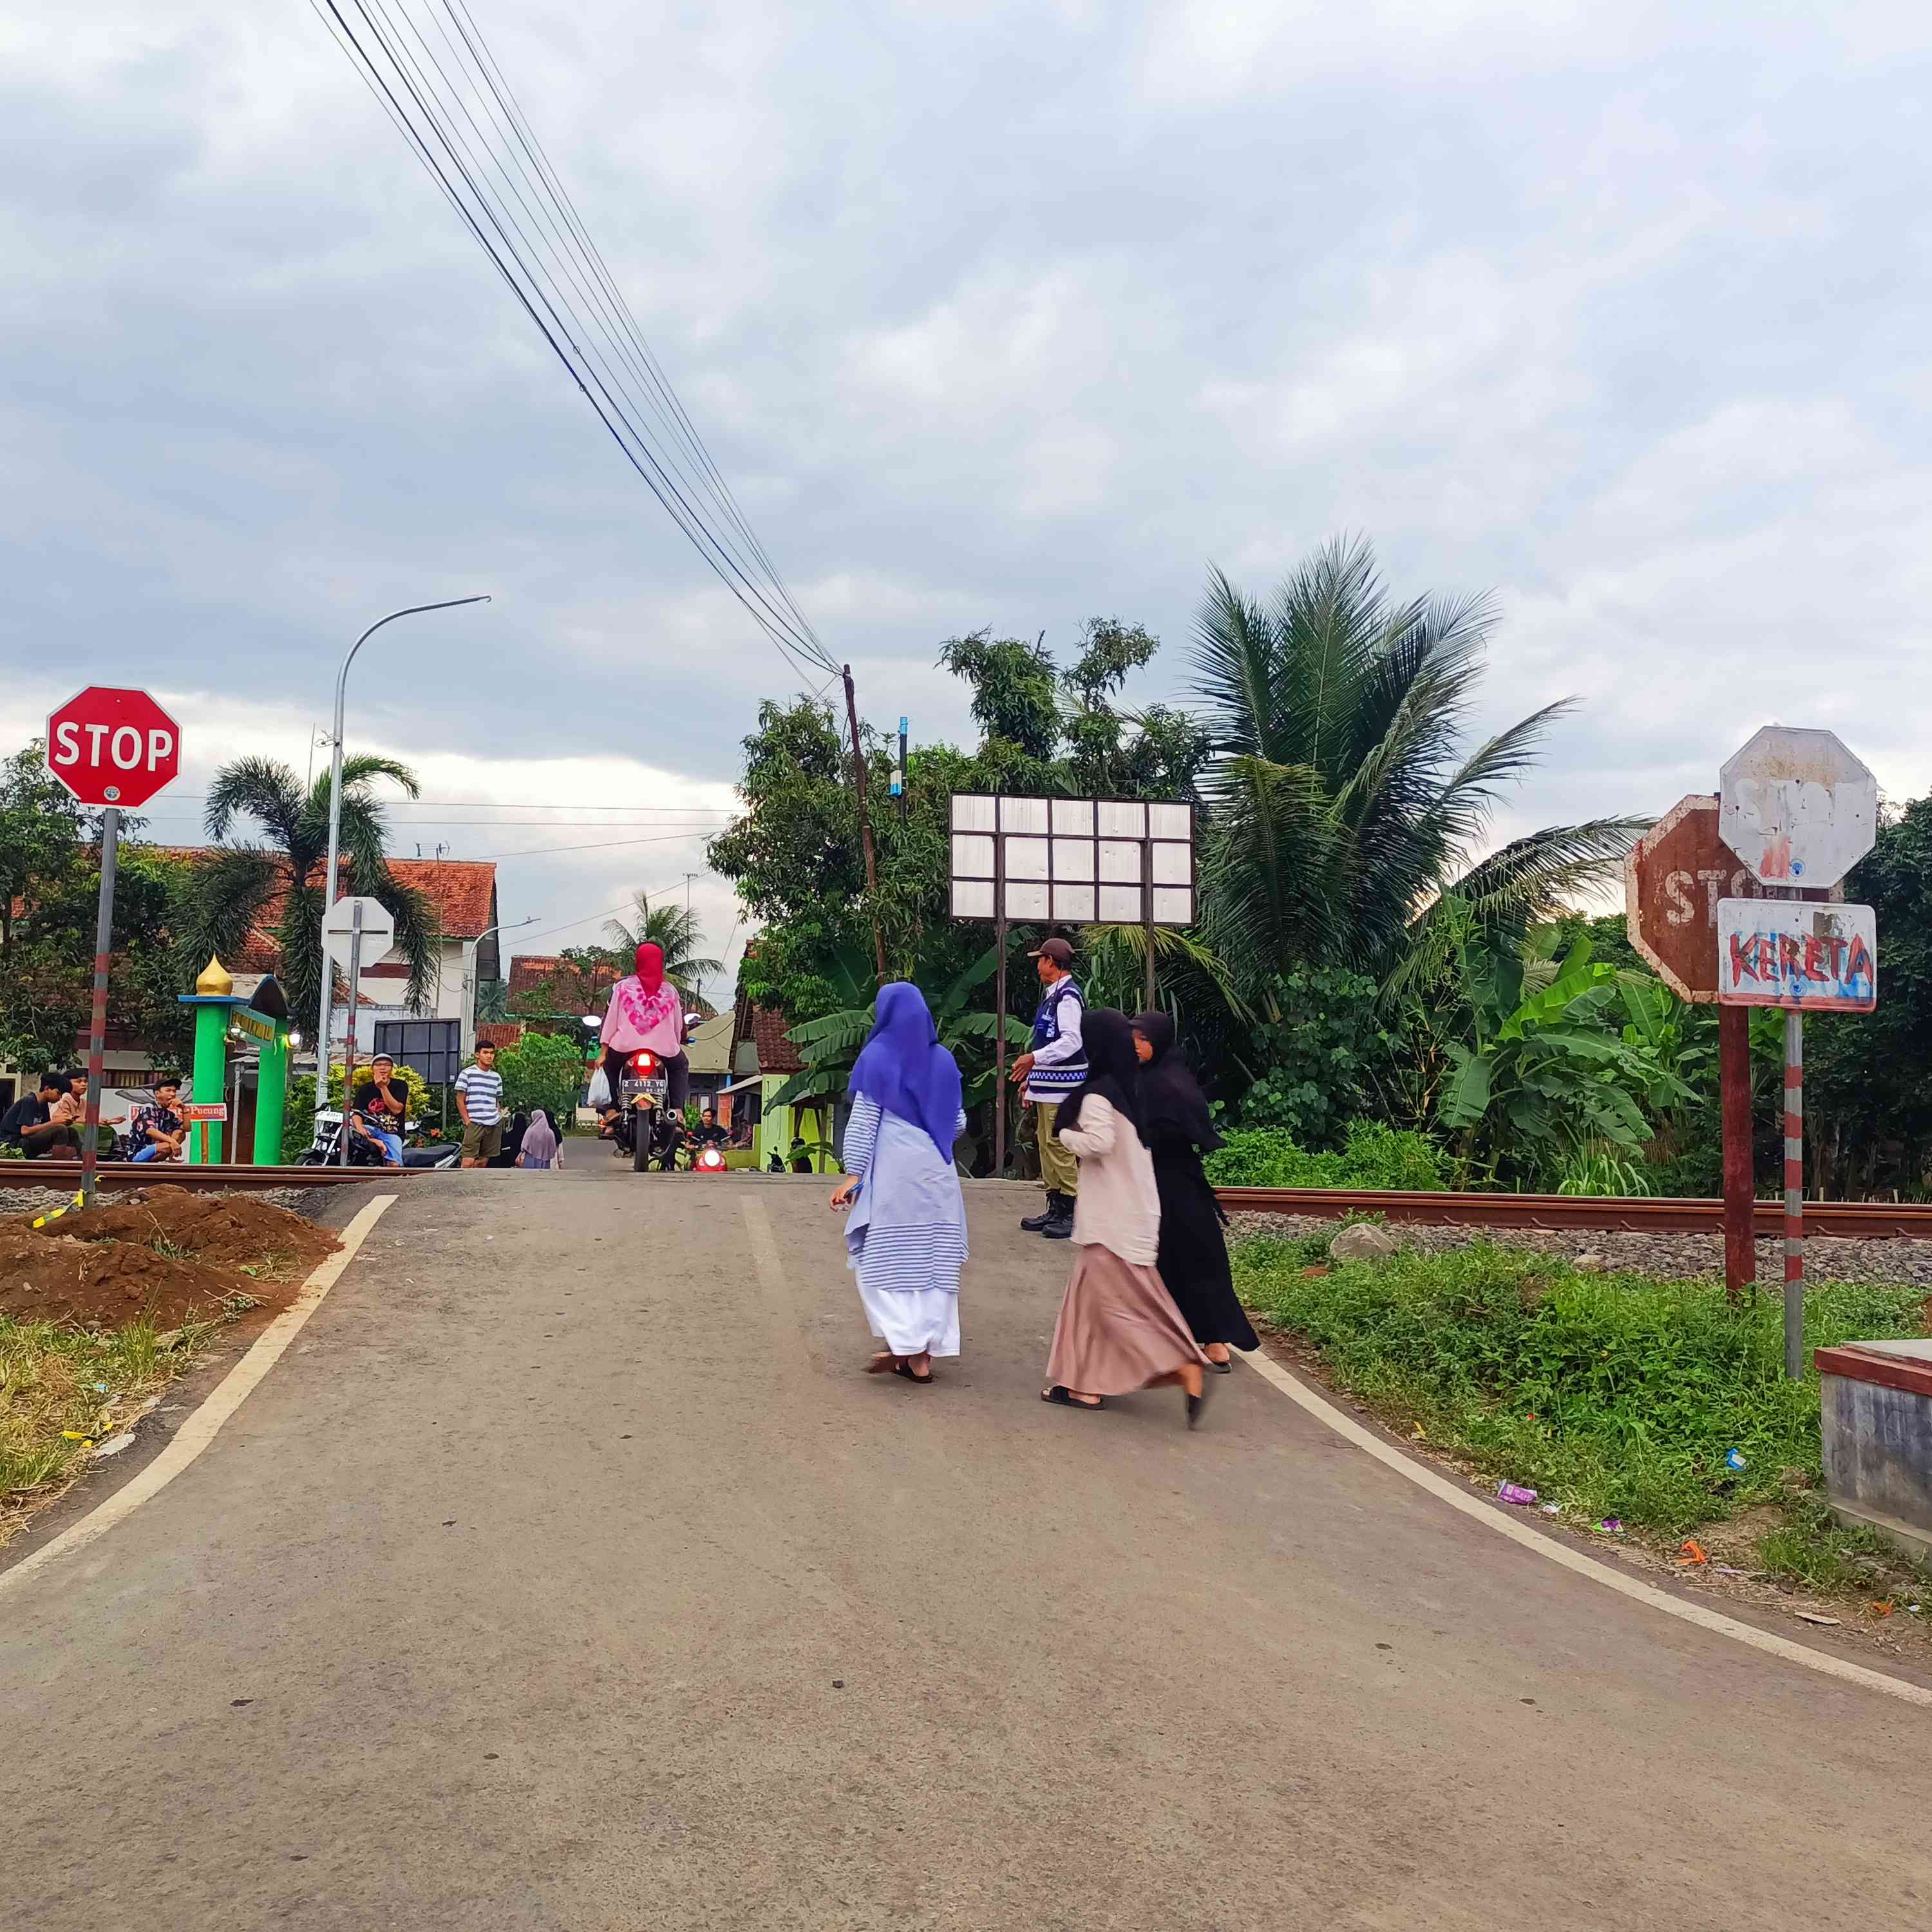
1238,1345 -> 1932,1709
0,1193 -> 398,1600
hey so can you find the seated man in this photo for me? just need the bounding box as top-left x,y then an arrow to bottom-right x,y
1,1073 -> 80,1159
352,1055 -> 409,1166
128,1077 -> 187,1162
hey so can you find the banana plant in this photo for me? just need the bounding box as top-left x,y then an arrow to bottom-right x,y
766,943 -> 1031,1111
1440,925 -> 1693,1177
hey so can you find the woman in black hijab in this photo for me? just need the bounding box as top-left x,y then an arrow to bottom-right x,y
1132,1010 -> 1257,1372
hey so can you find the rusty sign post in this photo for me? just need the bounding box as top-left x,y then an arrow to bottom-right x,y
1624,795 -> 1764,1301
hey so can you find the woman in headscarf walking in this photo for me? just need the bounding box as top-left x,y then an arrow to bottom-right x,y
1132,1010 -> 1257,1373
1041,1009 -> 1210,1426
516,1107 -> 563,1169
829,981 -> 968,1385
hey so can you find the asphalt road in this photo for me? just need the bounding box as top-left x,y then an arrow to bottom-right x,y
5,1168 -> 1929,1930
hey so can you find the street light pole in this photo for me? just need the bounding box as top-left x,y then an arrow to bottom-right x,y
463,914 -> 538,1053
316,596 -> 491,1082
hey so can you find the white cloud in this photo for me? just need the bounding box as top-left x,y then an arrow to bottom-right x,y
5,0 -> 1931,991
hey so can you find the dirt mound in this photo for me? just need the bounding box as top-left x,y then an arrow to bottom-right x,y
13,1189 -> 337,1271
0,1231 -> 268,1330
0,1189 -> 334,1331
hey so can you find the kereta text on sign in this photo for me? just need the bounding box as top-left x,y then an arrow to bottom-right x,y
1716,899 -> 1877,1012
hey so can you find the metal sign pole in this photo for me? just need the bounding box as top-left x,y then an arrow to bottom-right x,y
338,900 -> 365,1168
1141,835 -> 1157,1012
1719,1006 -> 1754,1303
994,830 -> 1007,1179
79,807 -> 120,1208
1784,1012 -> 1805,1379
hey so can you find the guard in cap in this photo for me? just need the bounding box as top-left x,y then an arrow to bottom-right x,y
1010,936 -> 1085,1238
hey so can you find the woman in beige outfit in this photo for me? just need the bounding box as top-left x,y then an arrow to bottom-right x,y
1040,1008 -> 1211,1427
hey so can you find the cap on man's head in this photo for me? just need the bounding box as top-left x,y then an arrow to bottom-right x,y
1027,937 -> 1075,967
372,1054 -> 394,1068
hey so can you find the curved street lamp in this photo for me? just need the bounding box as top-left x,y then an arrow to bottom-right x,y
316,596 -> 491,1077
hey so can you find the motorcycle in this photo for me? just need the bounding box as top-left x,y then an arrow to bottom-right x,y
299,1110 -> 461,1170
609,1048 -> 683,1173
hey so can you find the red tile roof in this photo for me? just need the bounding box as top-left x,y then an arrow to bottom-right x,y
475,1022 -> 526,1048
507,954 -> 620,1010
138,846 -> 498,947
730,990 -> 804,1075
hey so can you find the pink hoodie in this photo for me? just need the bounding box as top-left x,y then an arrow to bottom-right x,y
600,975 -> 685,1057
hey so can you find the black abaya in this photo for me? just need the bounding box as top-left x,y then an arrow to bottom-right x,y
1130,1010 -> 1258,1353
1148,1132 -> 1259,1352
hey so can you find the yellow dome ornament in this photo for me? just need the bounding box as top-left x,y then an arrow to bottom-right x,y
194,954 -> 234,997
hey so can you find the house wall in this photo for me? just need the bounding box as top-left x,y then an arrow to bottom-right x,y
752,1077 -> 835,1173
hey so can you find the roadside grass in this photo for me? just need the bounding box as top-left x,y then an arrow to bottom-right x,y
1233,1236 -> 1932,1604
0,1312 -> 220,1545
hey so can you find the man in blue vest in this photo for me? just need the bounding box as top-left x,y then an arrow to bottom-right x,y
1009,936 -> 1085,1239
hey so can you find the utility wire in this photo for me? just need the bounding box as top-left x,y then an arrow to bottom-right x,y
314,0 -> 838,688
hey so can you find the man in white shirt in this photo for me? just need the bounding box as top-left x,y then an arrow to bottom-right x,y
1009,937 -> 1085,1239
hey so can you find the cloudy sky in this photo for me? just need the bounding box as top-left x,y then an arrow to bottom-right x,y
5,1 -> 1926,990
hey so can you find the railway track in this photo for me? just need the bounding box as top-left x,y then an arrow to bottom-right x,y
1213,1186 -> 1932,1240
4,1162 -> 404,1193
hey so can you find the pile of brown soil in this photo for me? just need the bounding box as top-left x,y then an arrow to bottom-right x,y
0,1190 -> 336,1330
12,1189 -> 337,1271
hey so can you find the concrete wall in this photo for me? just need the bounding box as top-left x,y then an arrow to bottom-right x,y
1818,1340 -> 1932,1563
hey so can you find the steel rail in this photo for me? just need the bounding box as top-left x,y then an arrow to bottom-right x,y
5,1162 -> 410,1193
1213,1187 -> 1932,1241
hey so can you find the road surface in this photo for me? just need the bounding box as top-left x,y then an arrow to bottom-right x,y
4,1170 -> 1928,1929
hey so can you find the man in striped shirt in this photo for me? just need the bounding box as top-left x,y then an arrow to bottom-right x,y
455,1041 -> 506,1168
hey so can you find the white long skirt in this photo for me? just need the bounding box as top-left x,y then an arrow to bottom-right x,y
857,1277 -> 961,1358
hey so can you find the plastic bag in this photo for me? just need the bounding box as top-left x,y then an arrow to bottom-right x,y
587,1067 -> 611,1109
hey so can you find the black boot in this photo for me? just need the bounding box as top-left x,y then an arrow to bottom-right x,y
1020,1190 -> 1061,1233
1041,1192 -> 1075,1240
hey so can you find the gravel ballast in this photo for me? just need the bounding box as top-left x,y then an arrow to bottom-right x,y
1226,1211 -> 1932,1289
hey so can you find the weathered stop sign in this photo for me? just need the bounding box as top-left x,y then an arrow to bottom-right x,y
46,687 -> 182,809
1624,795 -> 1762,1003
1719,726 -> 1877,888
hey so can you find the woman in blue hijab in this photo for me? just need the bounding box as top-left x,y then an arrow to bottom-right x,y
829,981 -> 968,1384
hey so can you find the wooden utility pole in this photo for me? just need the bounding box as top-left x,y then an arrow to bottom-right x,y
842,665 -> 887,983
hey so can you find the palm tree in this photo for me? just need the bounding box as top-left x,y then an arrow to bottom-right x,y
175,755 -> 435,1034
1190,536 -> 1644,982
603,893 -> 723,1000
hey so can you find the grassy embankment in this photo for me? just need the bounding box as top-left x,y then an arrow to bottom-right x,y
0,1311 -> 225,1538
1233,1232 -> 1932,1602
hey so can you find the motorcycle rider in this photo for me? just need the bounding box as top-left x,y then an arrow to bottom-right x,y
596,942 -> 690,1155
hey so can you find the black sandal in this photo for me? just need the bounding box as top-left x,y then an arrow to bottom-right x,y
895,1362 -> 934,1384
1042,1385 -> 1103,1410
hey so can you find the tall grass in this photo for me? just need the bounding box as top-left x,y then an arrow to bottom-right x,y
1233,1237 -> 1928,1535
0,1314 -> 214,1537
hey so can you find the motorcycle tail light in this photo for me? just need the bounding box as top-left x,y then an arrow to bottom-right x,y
631,1050 -> 656,1071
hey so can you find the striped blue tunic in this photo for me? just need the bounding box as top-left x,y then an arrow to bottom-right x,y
843,1091 -> 968,1356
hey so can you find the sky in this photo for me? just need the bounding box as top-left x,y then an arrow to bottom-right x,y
5,1 -> 1928,994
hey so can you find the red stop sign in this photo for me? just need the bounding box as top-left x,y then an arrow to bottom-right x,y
46,687 -> 182,809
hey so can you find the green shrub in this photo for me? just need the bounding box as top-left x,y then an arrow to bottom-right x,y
493,1031 -> 585,1124
1206,1119 -> 1444,1191
1232,1238 -> 1929,1533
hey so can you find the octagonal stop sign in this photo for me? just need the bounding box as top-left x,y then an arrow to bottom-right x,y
46,686 -> 182,810
1625,795 -> 1763,1003
1719,726 -> 1877,889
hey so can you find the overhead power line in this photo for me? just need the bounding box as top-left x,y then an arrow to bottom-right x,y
310,0 -> 840,688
